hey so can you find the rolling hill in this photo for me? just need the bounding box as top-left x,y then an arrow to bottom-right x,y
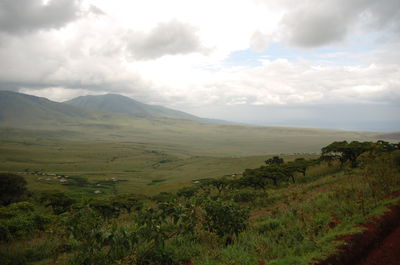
64,93 -> 219,123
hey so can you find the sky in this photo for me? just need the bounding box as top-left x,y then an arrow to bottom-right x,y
0,0 -> 399,132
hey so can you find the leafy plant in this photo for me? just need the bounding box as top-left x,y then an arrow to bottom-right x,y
203,198 -> 249,238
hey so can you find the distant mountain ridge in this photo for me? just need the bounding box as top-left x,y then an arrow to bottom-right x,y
0,90 -> 99,127
64,94 -> 202,121
0,91 -> 226,127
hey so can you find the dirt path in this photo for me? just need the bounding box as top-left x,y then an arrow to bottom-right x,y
357,224 -> 400,265
316,201 -> 400,265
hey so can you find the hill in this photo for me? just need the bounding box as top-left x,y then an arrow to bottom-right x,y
64,93 -> 216,123
0,91 -> 105,127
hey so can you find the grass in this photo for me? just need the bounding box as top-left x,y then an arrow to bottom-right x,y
0,134 -> 319,195
185,168 -> 400,265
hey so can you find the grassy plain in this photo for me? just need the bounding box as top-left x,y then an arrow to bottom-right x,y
0,118 -> 392,195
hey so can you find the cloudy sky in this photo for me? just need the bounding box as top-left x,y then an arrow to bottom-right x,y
0,0 -> 399,131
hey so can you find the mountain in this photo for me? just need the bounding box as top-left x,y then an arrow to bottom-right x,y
64,94 -> 210,122
0,91 -> 102,127
0,91 -> 225,129
1,90 -> 397,155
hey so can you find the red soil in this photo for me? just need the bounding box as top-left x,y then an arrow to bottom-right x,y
316,200 -> 400,265
358,224 -> 400,265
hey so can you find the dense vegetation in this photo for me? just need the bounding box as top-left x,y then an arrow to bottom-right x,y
0,140 -> 399,265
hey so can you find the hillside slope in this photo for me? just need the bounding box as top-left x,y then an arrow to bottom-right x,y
64,94 -> 209,122
0,91 -> 104,127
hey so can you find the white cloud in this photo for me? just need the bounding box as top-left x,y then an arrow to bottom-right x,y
0,0 -> 398,132
0,0 -> 81,34
125,20 -> 206,60
278,0 -> 400,48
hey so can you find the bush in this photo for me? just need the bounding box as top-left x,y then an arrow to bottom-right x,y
233,190 -> 257,203
38,190 -> 76,215
203,199 -> 250,238
0,202 -> 52,241
0,173 -> 28,206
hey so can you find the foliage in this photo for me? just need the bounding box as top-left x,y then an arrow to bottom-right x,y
360,151 -> 399,198
0,202 -> 52,241
152,192 -> 176,203
62,206 -> 137,265
201,177 -> 232,195
0,173 -> 28,206
111,193 -> 144,213
240,169 -> 269,191
265,156 -> 284,165
177,186 -> 198,198
321,141 -> 375,168
203,198 -> 250,237
38,190 -> 76,215
89,199 -> 121,220
233,190 -> 258,203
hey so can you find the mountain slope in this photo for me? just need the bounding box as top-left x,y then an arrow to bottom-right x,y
0,91 -> 106,127
64,94 -> 207,122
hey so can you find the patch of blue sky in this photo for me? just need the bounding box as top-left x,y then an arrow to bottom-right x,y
223,49 -> 265,67
223,33 -> 382,67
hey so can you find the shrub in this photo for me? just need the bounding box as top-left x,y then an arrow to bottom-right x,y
233,190 -> 257,203
0,173 -> 28,206
0,202 -> 52,241
203,199 -> 250,238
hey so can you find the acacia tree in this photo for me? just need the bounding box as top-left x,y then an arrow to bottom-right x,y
259,164 -> 294,186
321,141 -> 373,168
240,168 -> 269,192
287,158 -> 317,177
201,177 -> 231,196
265,156 -> 284,165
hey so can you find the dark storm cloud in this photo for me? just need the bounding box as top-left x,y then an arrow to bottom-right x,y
0,0 -> 81,34
281,0 -> 400,48
126,20 -> 205,60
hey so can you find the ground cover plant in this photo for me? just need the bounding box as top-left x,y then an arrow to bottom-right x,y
0,140 -> 399,265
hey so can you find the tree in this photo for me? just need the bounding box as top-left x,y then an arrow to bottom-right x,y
265,156 -> 284,165
259,164 -> 294,186
203,198 -> 249,238
0,173 -> 28,206
202,177 -> 231,195
287,158 -> 317,177
240,168 -> 269,192
321,141 -> 373,168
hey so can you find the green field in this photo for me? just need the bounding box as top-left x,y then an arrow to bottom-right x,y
0,135 -> 317,195
0,115 -> 395,196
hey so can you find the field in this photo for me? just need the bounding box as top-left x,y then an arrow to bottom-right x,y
0,134 -> 318,195
0,118 -> 395,197
0,118 -> 385,195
